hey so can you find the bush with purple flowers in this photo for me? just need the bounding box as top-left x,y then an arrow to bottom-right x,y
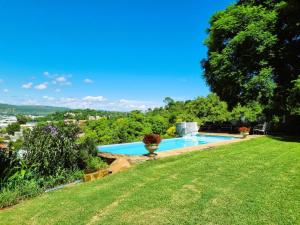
23,124 -> 104,177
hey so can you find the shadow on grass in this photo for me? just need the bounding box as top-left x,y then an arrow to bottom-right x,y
268,135 -> 300,143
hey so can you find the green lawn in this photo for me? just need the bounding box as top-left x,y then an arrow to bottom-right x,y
0,136 -> 299,225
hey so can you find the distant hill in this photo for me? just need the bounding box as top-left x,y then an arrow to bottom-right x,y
0,103 -> 69,116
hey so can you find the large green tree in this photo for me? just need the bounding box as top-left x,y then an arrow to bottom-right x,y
203,0 -> 300,122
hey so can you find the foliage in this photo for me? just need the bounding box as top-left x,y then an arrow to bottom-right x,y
6,122 -> 21,135
230,102 -> 263,123
186,93 -> 231,124
80,94 -> 263,144
23,124 -> 105,178
203,0 -> 300,130
23,125 -> 80,176
0,179 -> 42,209
85,157 -> 107,172
36,109 -> 127,123
8,139 -> 24,151
287,76 -> 300,115
143,134 -> 162,145
16,115 -> 29,125
0,169 -> 84,209
203,4 -> 277,108
36,170 -> 84,189
0,123 -> 97,208
0,150 -> 19,183
166,126 -> 176,137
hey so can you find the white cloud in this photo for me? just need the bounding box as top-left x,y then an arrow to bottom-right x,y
55,88 -> 61,93
43,72 -> 72,86
22,82 -> 33,89
118,99 -> 157,110
43,71 -> 50,77
60,97 -> 78,103
56,76 -> 67,83
43,96 -> 55,101
54,76 -> 72,86
3,89 -> 9,93
34,82 -> 48,90
84,78 -> 93,84
83,96 -> 106,102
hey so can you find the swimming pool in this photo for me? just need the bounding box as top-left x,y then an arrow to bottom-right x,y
98,135 -> 236,156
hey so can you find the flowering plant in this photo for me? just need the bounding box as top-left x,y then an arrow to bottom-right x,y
43,125 -> 58,136
239,127 -> 250,133
143,134 -> 162,145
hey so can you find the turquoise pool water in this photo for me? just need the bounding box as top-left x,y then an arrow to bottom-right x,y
98,135 -> 236,156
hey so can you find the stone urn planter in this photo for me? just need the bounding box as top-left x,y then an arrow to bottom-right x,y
145,144 -> 159,155
240,132 -> 249,139
239,127 -> 250,139
143,134 -> 162,157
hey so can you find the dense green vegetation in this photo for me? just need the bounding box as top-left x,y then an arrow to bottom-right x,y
36,109 -> 127,122
5,123 -> 21,135
203,0 -> 300,132
0,103 -> 68,116
75,94 -> 262,145
0,124 -> 107,209
0,137 -> 299,225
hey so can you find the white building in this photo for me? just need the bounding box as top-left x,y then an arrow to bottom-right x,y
0,115 -> 17,129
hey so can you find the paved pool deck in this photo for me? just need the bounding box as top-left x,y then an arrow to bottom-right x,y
99,133 -> 262,163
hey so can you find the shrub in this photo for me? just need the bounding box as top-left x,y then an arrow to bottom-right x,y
77,137 -> 98,170
0,180 -> 42,209
23,124 -> 105,177
166,126 -> 176,137
37,169 -> 84,189
0,150 -> 19,183
85,157 -> 107,173
23,124 -> 80,176
0,188 -> 19,208
6,122 -> 21,135
143,134 -> 162,145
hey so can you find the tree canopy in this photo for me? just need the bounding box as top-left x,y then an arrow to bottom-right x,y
203,0 -> 300,124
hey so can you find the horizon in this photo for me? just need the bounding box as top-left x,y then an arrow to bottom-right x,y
0,0 -> 234,111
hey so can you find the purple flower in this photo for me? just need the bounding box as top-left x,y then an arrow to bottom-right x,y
44,125 -> 58,136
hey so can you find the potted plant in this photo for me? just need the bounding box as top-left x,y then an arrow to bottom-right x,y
239,127 -> 250,138
143,134 -> 162,156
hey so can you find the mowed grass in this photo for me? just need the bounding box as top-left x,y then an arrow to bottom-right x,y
0,136 -> 299,225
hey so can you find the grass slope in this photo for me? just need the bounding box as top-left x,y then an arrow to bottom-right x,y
0,136 -> 299,225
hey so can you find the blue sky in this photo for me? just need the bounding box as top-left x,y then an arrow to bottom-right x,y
0,0 -> 233,111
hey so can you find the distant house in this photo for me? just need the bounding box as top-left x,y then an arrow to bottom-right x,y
0,115 -> 17,128
20,122 -> 37,131
78,120 -> 87,126
64,119 -> 77,125
88,116 -> 103,121
88,116 -> 96,121
64,112 -> 76,118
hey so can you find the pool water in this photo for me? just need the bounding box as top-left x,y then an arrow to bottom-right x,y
98,135 -> 236,156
